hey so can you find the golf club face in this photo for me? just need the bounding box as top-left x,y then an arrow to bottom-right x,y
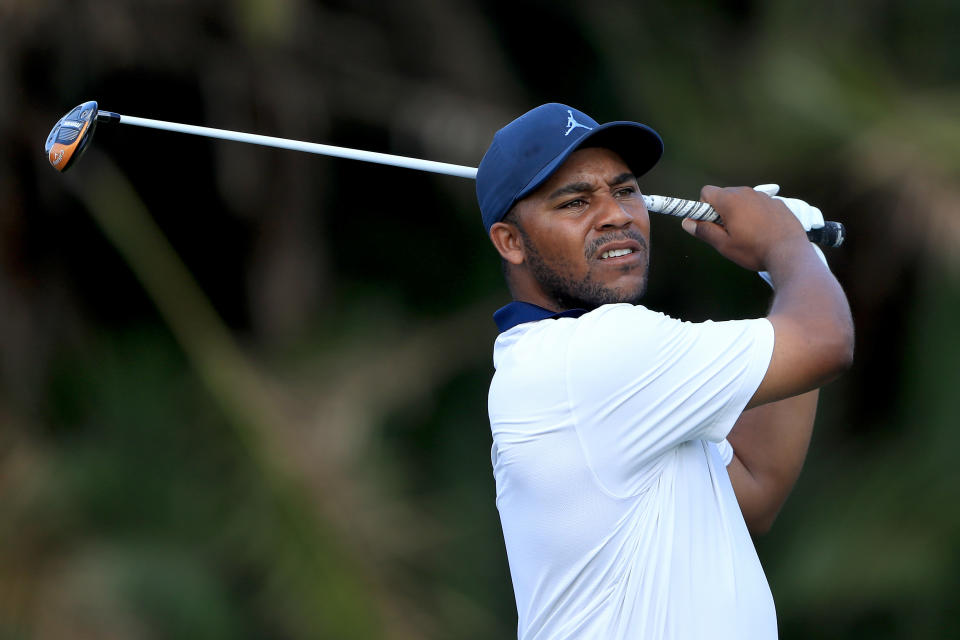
46,100 -> 99,172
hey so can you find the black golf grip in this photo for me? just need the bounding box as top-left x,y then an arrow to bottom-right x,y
805,222 -> 845,248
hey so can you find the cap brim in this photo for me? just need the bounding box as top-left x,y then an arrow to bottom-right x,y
514,121 -> 663,204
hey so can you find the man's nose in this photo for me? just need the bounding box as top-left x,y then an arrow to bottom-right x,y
593,195 -> 636,229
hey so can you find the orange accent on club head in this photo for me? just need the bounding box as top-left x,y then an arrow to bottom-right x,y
47,120 -> 90,171
45,100 -> 98,172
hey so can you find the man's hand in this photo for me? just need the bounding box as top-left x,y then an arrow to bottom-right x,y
680,185 -> 812,273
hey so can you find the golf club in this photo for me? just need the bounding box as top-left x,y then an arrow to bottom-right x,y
46,100 -> 845,247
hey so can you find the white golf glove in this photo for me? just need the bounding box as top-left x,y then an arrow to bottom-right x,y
753,184 -> 828,288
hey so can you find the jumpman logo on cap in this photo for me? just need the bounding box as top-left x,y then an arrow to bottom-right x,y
564,110 -> 594,136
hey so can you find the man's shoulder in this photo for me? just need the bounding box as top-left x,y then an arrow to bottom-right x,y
582,304 -> 772,336
494,304 -> 680,367
497,303 -> 676,343
575,303 -> 678,330
565,306 -> 773,372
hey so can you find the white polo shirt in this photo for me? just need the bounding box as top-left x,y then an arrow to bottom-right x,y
488,302 -> 776,639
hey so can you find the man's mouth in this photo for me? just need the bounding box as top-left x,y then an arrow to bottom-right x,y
600,248 -> 635,260
587,230 -> 647,262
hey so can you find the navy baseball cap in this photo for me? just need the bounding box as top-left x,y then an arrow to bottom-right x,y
477,103 -> 663,233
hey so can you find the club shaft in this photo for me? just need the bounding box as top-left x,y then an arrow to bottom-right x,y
110,113 -> 480,179
97,110 -> 844,247
109,113 -> 716,212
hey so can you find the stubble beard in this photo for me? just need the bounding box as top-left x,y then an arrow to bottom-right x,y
521,229 -> 650,311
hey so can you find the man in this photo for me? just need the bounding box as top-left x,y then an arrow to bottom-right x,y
475,103 -> 854,639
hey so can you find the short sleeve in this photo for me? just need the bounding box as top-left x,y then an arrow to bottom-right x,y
565,304 -> 773,496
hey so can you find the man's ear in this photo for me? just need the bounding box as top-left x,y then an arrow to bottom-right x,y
489,221 -> 525,265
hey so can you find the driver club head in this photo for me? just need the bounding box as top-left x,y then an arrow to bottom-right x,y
46,100 -> 99,172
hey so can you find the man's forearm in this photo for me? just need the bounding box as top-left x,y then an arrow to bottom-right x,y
726,389 -> 819,534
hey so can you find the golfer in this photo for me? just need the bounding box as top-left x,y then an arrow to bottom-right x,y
476,103 -> 854,639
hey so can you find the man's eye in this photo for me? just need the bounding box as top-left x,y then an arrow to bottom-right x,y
561,199 -> 586,208
615,187 -> 637,198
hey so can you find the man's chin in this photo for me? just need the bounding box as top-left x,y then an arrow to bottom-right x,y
600,277 -> 648,306
528,257 -> 648,311
590,267 -> 648,306
559,281 -> 647,311
604,286 -> 647,307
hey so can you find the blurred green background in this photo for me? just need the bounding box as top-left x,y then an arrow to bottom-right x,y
2,0 -> 958,638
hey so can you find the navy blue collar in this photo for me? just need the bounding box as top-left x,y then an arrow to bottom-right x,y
493,301 -> 588,333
